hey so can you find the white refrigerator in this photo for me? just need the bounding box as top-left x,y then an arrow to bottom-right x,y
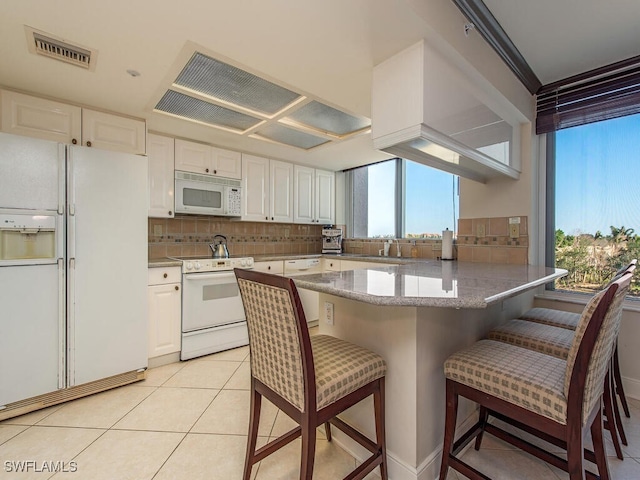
0,132 -> 148,409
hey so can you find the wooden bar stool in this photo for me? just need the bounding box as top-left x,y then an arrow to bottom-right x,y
519,259 -> 636,418
439,272 -> 632,480
234,268 -> 388,480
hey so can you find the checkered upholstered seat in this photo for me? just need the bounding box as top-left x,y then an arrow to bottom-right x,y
445,339 -> 569,423
439,271 -> 633,480
487,319 -> 573,359
235,268 -> 388,480
520,307 -> 580,330
311,335 -> 386,409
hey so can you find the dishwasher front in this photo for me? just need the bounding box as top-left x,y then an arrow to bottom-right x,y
284,258 -> 322,323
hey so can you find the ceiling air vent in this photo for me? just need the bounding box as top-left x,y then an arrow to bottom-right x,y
25,26 -> 97,71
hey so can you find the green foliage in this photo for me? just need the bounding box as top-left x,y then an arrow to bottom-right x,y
555,227 -> 639,296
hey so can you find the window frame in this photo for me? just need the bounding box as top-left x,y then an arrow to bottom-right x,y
346,158 -> 459,239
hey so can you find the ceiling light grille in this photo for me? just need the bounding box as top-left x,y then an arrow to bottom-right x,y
254,124 -> 329,150
283,101 -> 371,136
155,90 -> 262,132
27,29 -> 94,70
175,53 -> 302,116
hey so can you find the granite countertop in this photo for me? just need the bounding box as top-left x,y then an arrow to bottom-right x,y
148,257 -> 183,268
290,261 -> 567,309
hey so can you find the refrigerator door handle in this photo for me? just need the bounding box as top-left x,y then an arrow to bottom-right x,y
58,258 -> 66,389
67,148 -> 75,216
58,144 -> 66,215
67,257 -> 76,386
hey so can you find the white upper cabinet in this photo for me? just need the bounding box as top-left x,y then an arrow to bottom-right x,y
1,90 -> 81,145
294,165 -> 334,224
241,154 -> 270,222
293,165 -> 314,224
82,109 -> 146,154
241,155 -> 293,223
147,134 -> 175,218
212,146 -> 242,179
315,169 -> 335,224
270,159 -> 294,223
0,90 -> 146,155
175,139 -> 211,174
175,139 -> 241,179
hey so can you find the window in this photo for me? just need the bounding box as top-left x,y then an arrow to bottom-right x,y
549,113 -> 640,297
348,158 -> 459,239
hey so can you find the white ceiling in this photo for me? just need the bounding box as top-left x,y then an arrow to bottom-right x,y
1,0 -> 638,171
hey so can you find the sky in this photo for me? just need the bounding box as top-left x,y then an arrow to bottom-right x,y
555,113 -> 640,237
367,159 -> 458,237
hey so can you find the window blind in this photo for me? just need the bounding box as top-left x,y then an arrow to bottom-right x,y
536,54 -> 640,134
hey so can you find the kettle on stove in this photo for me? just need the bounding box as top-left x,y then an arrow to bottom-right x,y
209,235 -> 230,258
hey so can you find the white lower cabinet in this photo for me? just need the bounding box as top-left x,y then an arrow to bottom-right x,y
148,267 -> 181,359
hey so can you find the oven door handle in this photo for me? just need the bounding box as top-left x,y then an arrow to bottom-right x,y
184,272 -> 237,282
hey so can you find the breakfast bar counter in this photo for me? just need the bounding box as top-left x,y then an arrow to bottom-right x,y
292,261 -> 566,480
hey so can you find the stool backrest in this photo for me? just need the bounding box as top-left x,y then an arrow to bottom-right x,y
234,268 -> 314,413
564,267 -> 634,423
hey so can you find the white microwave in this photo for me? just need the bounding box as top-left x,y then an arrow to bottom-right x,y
175,171 -> 242,216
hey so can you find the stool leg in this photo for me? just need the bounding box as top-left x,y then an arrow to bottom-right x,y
474,406 -> 489,451
374,377 -> 388,480
603,372 -> 624,460
324,422 -> 332,442
613,343 -> 631,418
244,387 -> 262,480
300,416 -> 316,480
609,367 -> 628,446
591,406 -> 612,480
439,379 -> 459,480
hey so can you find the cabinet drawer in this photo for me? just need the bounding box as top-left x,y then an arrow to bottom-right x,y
252,261 -> 284,275
148,266 -> 181,285
323,258 -> 341,271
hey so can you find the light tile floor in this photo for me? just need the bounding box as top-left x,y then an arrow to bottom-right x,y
2,340 -> 640,479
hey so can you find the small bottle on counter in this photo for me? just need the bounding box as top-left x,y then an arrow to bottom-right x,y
410,240 -> 419,258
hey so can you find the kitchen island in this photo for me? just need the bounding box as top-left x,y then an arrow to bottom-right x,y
292,261 -> 566,480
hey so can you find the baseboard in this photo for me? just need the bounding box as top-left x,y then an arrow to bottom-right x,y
622,375 -> 640,401
148,352 -> 181,369
329,410 -> 479,480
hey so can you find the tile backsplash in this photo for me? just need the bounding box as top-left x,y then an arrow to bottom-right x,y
149,216 -> 323,258
456,216 -> 529,264
150,215 -> 529,264
341,216 -> 529,264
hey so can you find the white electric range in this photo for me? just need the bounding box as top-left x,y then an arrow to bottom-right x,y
170,256 -> 254,360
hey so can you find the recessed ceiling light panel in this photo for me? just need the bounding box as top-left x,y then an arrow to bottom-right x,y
175,53 -> 302,116
155,90 -> 262,132
283,101 -> 371,136
255,124 -> 329,149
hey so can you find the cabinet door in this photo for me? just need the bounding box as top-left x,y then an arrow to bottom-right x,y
293,165 -> 315,224
270,160 -> 293,222
212,147 -> 242,179
241,154 -> 269,221
315,169 -> 335,224
82,109 -> 145,154
1,90 -> 81,144
175,139 -> 212,174
148,283 -> 182,358
147,134 -> 175,218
